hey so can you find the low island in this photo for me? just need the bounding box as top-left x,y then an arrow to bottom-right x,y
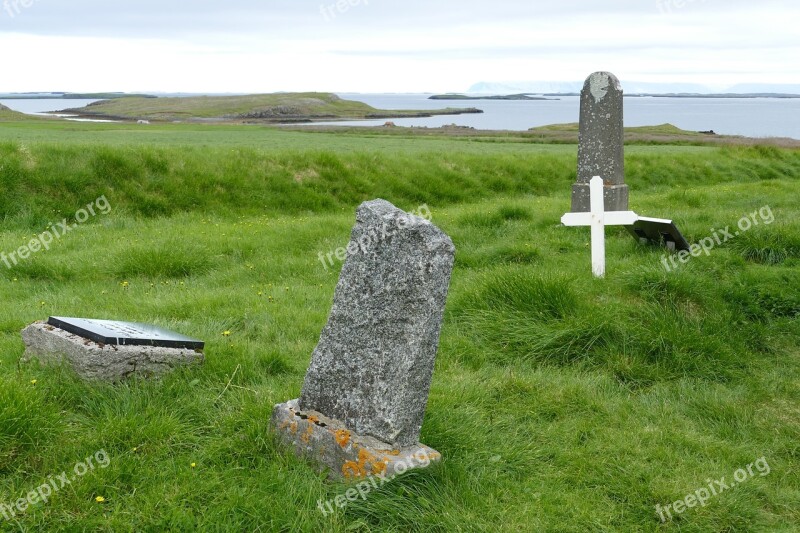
54,92 -> 483,123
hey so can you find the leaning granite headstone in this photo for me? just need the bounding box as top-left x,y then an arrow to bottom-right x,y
21,317 -> 205,382
272,199 -> 455,480
572,71 -> 629,213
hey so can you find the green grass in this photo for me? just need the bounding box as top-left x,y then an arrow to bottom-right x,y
0,105 -> 43,122
0,120 -> 798,531
0,117 -> 582,151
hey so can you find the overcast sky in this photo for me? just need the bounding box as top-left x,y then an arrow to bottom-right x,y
1,0 -> 797,93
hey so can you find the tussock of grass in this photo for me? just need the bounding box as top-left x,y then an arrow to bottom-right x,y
111,243 -> 216,279
731,227 -> 800,265
453,254 -> 776,385
0,377 -> 61,469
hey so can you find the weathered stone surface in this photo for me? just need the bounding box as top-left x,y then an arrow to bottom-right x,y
299,199 -> 455,447
572,71 -> 629,212
272,399 -> 441,480
21,322 -> 204,382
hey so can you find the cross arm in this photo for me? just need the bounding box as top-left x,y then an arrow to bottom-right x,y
561,211 -> 639,227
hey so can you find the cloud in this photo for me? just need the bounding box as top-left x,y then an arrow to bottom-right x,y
0,0 -> 797,92
0,0 -> 767,37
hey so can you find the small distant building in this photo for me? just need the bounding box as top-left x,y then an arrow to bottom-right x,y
137,119 -> 150,125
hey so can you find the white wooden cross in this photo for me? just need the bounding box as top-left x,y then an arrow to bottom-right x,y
561,176 -> 639,278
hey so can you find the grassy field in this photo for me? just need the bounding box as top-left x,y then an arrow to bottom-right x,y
0,116 -> 798,531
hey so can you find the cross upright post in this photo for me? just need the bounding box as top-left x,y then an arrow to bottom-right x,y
561,176 -> 639,278
589,176 -> 606,278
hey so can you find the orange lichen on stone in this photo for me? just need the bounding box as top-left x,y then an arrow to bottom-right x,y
342,448 -> 380,479
307,416 -> 319,424
300,423 -> 314,444
358,448 -> 377,465
376,448 -> 401,456
334,429 -> 351,448
342,461 -> 366,479
371,460 -> 387,476
289,422 -> 298,435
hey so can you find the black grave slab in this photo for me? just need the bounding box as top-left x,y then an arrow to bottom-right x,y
47,317 -> 204,350
626,217 -> 691,252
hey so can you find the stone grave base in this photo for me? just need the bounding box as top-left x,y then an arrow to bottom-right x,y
21,321 -> 204,382
271,399 -> 441,481
572,182 -> 629,212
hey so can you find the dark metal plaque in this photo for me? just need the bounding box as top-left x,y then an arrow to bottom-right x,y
47,317 -> 204,350
626,217 -> 691,252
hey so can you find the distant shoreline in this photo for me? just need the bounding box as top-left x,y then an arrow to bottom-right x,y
540,93 -> 800,99
0,93 -> 155,100
631,93 -> 800,99
50,107 -> 485,124
4,92 -> 800,101
429,93 -> 559,101
432,92 -> 800,100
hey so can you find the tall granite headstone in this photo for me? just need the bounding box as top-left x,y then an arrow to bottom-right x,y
572,71 -> 629,213
272,199 -> 455,479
